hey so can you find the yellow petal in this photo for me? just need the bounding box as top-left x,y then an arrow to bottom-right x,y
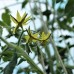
22,12 -> 27,20
24,35 -> 30,43
31,33 -> 39,39
45,33 -> 50,39
32,39 -> 37,42
40,32 -> 50,40
10,15 -> 18,25
16,11 -> 21,22
13,25 -> 18,34
22,16 -> 31,25
41,32 -> 45,39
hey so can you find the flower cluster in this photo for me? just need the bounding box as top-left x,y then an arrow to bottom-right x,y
25,27 -> 50,43
10,11 -> 51,44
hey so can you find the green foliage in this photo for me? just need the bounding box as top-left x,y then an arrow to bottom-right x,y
0,26 -> 2,46
0,67 -> 3,73
56,0 -> 63,3
2,12 -> 11,26
65,0 -> 74,17
22,0 -> 29,8
1,8 -> 11,28
17,67 -> 30,74
2,50 -> 13,61
17,58 -> 26,65
0,21 -> 7,27
4,53 -> 17,74
0,26 -> 2,36
0,8 -> 11,33
0,0 -> 74,74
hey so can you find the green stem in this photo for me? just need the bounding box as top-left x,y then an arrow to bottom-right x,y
17,30 -> 24,46
37,45 -> 47,74
45,0 -> 54,74
50,36 -> 68,74
0,36 -> 44,74
52,0 -> 68,74
45,45 -> 54,74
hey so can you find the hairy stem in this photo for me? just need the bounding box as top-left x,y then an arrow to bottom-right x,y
0,36 -> 44,74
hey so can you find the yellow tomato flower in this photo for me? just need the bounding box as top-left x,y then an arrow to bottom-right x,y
10,11 -> 31,34
25,33 -> 39,43
39,32 -> 50,41
25,27 -> 51,43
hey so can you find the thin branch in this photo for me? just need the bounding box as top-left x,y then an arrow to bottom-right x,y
37,1 -> 55,74
50,36 -> 68,74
